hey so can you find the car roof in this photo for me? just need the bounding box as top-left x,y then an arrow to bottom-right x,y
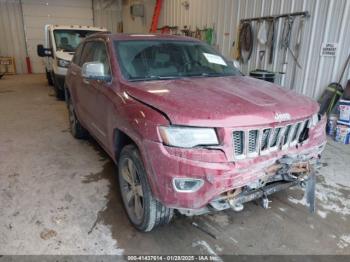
86,32 -> 201,42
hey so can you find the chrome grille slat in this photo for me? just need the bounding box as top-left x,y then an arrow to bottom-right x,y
232,118 -> 312,160
233,131 -> 244,157
298,120 -> 310,143
260,128 -> 271,152
248,130 -> 258,154
270,127 -> 282,148
283,124 -> 292,146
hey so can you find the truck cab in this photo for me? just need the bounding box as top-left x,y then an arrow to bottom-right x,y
37,25 -> 107,100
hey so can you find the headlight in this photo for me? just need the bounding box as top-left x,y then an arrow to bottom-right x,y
159,126 -> 219,148
57,58 -> 70,68
311,113 -> 321,127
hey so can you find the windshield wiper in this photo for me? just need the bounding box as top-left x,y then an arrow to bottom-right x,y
188,72 -> 235,78
128,75 -> 181,82
150,75 -> 180,80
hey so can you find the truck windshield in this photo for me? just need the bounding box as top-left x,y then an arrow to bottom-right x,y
114,40 -> 240,81
53,30 -> 100,52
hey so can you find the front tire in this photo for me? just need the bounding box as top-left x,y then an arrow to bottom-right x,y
52,73 -> 65,100
118,145 -> 173,232
67,98 -> 88,139
46,70 -> 53,86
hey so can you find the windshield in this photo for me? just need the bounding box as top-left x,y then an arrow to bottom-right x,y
53,30 -> 101,52
114,40 -> 240,81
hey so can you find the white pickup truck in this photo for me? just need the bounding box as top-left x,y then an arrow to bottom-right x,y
37,24 -> 107,99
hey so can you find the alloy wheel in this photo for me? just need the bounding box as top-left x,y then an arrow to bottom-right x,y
120,158 -> 144,224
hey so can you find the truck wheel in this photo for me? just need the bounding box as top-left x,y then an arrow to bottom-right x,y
52,73 -> 65,100
46,70 -> 53,86
118,145 -> 173,232
67,98 -> 88,139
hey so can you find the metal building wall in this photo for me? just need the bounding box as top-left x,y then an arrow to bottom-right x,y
0,0 -> 27,74
93,0 -> 122,33
160,0 -> 350,100
21,0 -> 94,73
122,0 -> 156,33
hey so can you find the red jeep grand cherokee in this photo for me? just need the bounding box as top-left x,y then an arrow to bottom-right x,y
65,33 -> 327,232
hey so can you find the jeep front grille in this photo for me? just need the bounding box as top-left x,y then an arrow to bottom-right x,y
232,119 -> 310,159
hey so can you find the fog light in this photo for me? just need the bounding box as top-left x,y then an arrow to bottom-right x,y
173,178 -> 204,192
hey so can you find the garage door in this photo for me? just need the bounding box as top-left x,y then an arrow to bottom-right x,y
22,0 -> 93,73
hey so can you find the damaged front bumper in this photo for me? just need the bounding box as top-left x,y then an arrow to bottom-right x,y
144,136 -> 325,214
212,159 -> 317,211
142,117 -> 326,214
177,156 -> 319,216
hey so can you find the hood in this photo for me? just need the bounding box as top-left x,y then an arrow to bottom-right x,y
123,76 -> 318,127
56,51 -> 74,61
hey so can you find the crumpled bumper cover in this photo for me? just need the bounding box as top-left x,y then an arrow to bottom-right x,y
142,118 -> 326,210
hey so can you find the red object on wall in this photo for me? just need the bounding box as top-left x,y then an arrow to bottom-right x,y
26,56 -> 32,74
150,0 -> 163,33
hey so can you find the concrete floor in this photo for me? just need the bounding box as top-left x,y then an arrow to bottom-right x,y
0,74 -> 349,255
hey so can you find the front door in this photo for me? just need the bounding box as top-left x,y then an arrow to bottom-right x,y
74,41 -> 100,132
77,40 -> 112,146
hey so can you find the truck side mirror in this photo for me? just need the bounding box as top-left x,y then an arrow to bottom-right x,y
37,44 -> 52,57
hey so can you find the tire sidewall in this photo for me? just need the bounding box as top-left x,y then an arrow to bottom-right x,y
68,98 -> 80,138
118,145 -> 155,232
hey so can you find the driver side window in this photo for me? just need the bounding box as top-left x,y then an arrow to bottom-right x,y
72,43 -> 83,65
79,41 -> 111,77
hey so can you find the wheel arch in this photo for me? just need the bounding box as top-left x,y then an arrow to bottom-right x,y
113,128 -> 135,162
113,128 -> 161,199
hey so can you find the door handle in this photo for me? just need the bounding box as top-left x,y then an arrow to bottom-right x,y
71,71 -> 77,76
83,79 -> 90,85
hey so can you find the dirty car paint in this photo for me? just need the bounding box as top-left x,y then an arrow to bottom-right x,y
65,33 -> 327,213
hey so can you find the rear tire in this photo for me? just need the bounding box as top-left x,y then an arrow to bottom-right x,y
67,97 -> 88,139
118,145 -> 173,232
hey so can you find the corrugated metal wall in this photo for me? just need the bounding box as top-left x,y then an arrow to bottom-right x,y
160,0 -> 350,100
93,0 -> 122,33
122,0 -> 156,33
0,0 -> 27,74
21,0 -> 94,73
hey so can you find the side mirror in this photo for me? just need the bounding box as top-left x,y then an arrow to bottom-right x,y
37,44 -> 52,57
82,62 -> 111,82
